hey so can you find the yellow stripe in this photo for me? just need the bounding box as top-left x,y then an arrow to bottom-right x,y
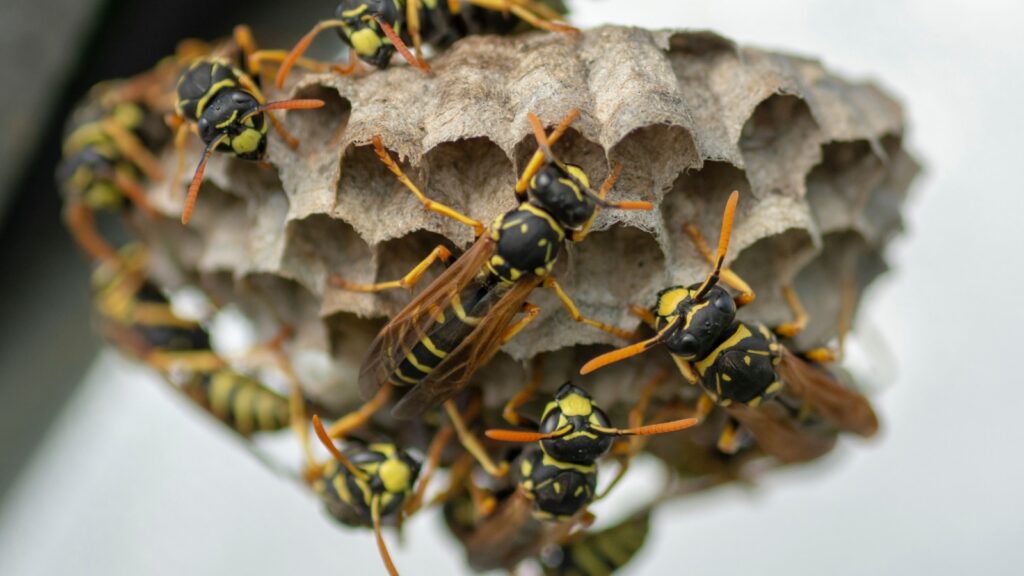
215,109 -> 239,130
232,384 -> 255,434
208,372 -> 234,417
392,369 -> 420,385
420,334 -> 447,359
451,293 -> 481,326
195,78 -> 237,117
403,349 -> 433,374
520,203 -> 566,241
695,323 -> 753,375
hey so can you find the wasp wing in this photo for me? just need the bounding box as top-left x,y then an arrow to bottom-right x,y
357,235 -> 497,399
391,276 -> 542,418
776,348 -> 879,437
725,403 -> 838,464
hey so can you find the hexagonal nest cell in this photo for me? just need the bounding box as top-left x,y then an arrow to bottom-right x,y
121,25 -> 918,573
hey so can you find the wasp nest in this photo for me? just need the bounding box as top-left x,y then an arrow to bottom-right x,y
132,25 -> 916,570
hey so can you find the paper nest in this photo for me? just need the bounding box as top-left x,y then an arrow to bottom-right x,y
137,25 -> 919,417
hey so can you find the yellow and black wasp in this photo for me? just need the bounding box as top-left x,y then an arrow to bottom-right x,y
169,26 -> 326,224
93,245 -> 293,437
331,109 -> 653,419
580,192 -> 879,463
485,383 -> 696,519
274,0 -> 573,85
540,507 -> 652,576
307,412 -> 459,576
57,73 -> 177,262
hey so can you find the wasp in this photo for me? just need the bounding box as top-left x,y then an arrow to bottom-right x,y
540,507 -> 652,576
169,25 -> 326,225
93,245 -> 294,437
485,383 -> 697,519
580,192 -> 879,463
57,73 -> 177,262
308,412 -> 461,576
330,109 -> 652,418
274,0 -> 574,86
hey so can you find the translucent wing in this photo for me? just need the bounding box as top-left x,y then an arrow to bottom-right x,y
776,348 -> 880,437
391,275 -> 542,418
357,235 -> 497,399
725,403 -> 838,464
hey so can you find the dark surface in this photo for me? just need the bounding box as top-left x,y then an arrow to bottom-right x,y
0,0 -> 322,505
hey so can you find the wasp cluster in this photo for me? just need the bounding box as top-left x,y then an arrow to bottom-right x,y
62,22 -> 918,576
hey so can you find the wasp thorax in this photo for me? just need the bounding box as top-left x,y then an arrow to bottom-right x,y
664,284 -> 737,360
528,163 -> 596,231
539,383 -> 614,464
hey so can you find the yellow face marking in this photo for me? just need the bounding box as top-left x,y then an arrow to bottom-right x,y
231,128 -> 263,155
558,392 -> 594,417
541,452 -> 595,474
350,28 -> 384,57
379,457 -> 412,494
655,287 -> 688,319
565,164 -> 591,190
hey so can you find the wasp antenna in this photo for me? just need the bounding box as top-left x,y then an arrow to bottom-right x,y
375,17 -> 430,73
515,109 -> 579,195
371,496 -> 400,576
600,417 -> 700,437
527,111 -> 557,163
254,98 -> 325,114
276,20 -> 348,89
181,135 -> 227,225
692,190 -> 739,301
579,330 -> 669,375
311,415 -> 369,482
484,426 -> 571,443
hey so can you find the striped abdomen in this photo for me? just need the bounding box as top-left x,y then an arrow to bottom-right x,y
387,277 -> 501,386
546,510 -> 652,576
184,370 -> 290,436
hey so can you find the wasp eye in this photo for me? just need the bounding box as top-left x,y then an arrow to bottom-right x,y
676,332 -> 699,356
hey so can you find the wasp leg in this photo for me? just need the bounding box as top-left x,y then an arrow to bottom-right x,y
326,384 -> 393,438
774,284 -> 809,338
330,245 -> 451,292
372,137 -> 485,236
502,358 -> 542,427
167,115 -> 189,199
263,331 -> 319,469
406,0 -> 424,62
683,222 -> 755,306
445,400 -> 509,478
628,304 -> 658,329
65,202 -> 117,262
597,370 -> 670,500
145,350 -> 226,374
233,24 -> 260,76
716,419 -> 742,455
102,118 -> 164,182
464,0 -> 577,33
500,303 -> 540,343
403,424 -> 454,517
544,278 -> 636,339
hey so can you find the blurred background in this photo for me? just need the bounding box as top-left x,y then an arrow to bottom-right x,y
0,0 -> 1021,574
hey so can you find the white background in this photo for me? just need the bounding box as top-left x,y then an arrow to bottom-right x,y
2,0 -> 1023,574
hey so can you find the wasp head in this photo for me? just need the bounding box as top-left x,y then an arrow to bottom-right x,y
528,162 -> 597,231
537,383 -> 614,465
197,89 -> 266,161
335,0 -> 401,68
